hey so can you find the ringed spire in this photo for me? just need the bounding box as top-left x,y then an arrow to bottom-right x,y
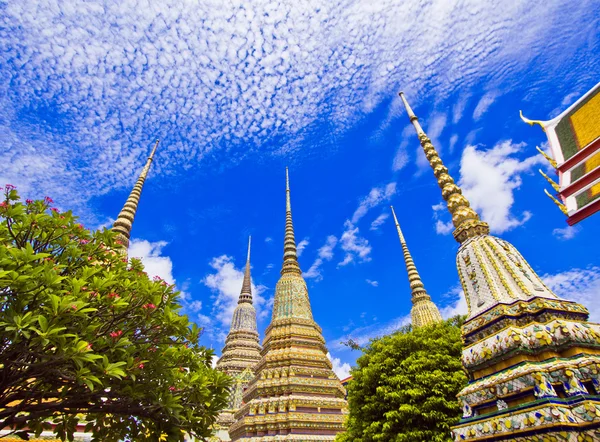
112,139 -> 160,254
239,236 -> 253,304
390,206 -> 442,327
399,92 -> 489,244
281,167 -> 301,275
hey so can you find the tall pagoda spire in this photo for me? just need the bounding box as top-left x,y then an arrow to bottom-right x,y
229,169 -> 347,441
215,238 -> 262,439
390,205 -> 442,327
112,140 -> 159,254
399,92 -> 600,441
281,167 -> 301,275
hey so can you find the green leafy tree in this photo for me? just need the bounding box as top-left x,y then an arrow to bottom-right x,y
337,317 -> 467,442
0,186 -> 230,441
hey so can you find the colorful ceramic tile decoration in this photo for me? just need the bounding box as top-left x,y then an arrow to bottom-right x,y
521,82 -> 600,225
399,92 -> 600,441
228,170 -> 348,441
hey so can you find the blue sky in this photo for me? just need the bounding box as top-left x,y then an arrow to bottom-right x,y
1,0 -> 599,377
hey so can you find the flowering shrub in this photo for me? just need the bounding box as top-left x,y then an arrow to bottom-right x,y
0,186 -> 229,441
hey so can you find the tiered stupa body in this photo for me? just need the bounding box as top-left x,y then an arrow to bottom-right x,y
229,169 -> 348,441
215,238 -> 263,440
390,205 -> 442,327
399,92 -> 600,441
112,139 -> 159,256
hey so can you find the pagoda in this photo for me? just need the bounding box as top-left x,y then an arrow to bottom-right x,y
390,205 -> 442,327
229,169 -> 347,441
112,139 -> 159,256
215,238 -> 263,440
399,92 -> 600,441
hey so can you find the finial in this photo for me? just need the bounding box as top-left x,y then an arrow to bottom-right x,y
149,139 -> 160,159
539,169 -> 560,192
519,110 -> 546,131
536,146 -> 558,169
390,206 -> 405,243
544,189 -> 568,215
247,236 -> 252,262
112,140 -> 160,255
239,236 -> 253,303
398,92 -> 425,134
281,168 -> 302,275
399,91 -> 489,244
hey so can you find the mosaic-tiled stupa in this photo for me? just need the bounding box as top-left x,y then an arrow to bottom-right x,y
399,92 -> 600,442
215,238 -> 263,440
229,169 -> 348,441
390,205 -> 443,327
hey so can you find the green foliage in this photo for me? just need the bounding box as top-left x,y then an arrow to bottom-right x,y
0,187 -> 230,441
337,317 -> 467,442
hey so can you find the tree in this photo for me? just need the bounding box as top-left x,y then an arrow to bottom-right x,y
0,186 -> 230,441
337,317 -> 467,442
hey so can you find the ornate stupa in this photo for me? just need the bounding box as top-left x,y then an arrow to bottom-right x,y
112,139 -> 159,255
215,237 -> 263,440
399,92 -> 600,441
390,205 -> 442,327
229,169 -> 348,441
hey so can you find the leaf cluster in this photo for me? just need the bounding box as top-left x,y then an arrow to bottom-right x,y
0,188 -> 230,441
337,317 -> 467,442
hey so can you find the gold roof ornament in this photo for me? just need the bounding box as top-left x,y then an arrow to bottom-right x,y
390,205 -> 442,327
539,169 -> 560,193
399,92 -> 600,441
281,167 -> 302,276
544,189 -> 569,215
519,110 -> 546,131
536,146 -> 558,169
112,139 -> 160,256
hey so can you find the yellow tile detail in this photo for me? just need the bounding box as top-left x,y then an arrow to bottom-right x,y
570,90 -> 600,148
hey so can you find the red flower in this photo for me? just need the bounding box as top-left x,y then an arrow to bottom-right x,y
0,202 -> 8,208
71,304 -> 78,310
169,386 -> 176,392
153,275 -> 162,281
109,330 -> 123,339
5,184 -> 15,190
89,291 -> 98,298
86,343 -> 92,350
138,363 -> 144,369
44,196 -> 53,203
107,292 -> 120,299
142,303 -> 156,310
50,207 -> 59,213
25,199 -> 33,204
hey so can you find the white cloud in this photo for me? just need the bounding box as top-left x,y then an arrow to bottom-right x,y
202,255 -> 269,328
432,202 -> 454,235
366,279 -> 379,287
1,0 -> 595,221
338,221 -> 372,267
473,92 -> 499,120
327,353 -> 351,379
439,285 -> 468,318
457,141 -> 542,233
265,237 -> 273,243
297,238 -> 309,256
552,225 -> 580,241
129,239 -> 175,284
449,134 -> 459,153
425,112 -> 447,145
392,125 -> 414,172
304,235 -> 338,280
370,212 -> 389,231
453,94 -> 470,124
352,182 -> 396,224
543,267 -> 600,322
